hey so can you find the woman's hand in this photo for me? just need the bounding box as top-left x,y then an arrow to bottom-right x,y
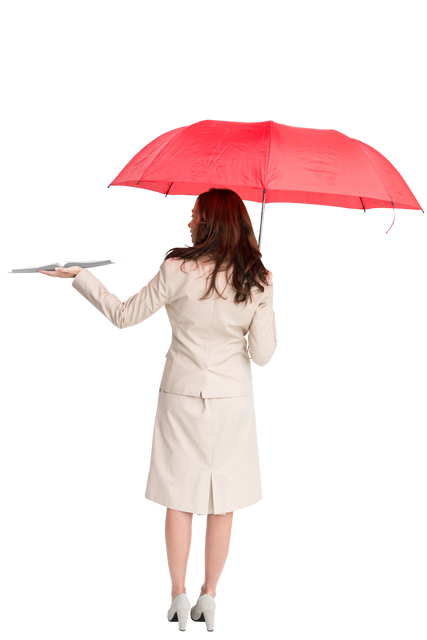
38,266 -> 83,278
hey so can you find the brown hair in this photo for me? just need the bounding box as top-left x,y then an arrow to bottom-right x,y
164,188 -> 270,306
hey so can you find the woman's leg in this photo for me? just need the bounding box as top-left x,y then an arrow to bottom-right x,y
165,508 -> 193,600
199,512 -> 234,598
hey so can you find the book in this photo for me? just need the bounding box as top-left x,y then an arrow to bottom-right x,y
9,259 -> 115,273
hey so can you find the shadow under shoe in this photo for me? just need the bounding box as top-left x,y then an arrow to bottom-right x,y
190,593 -> 216,631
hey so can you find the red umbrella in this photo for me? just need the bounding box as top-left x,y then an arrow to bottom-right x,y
109,119 -> 423,241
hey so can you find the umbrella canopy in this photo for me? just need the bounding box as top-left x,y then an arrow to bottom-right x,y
109,119 -> 422,212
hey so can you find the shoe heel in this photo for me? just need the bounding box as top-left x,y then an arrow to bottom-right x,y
204,607 -> 215,632
176,609 -> 190,633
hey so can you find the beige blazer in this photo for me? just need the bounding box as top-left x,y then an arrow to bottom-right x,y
72,256 -> 277,397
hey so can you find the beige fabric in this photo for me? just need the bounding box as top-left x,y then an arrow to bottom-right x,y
71,256 -> 274,513
72,257 -> 277,398
145,388 -> 262,514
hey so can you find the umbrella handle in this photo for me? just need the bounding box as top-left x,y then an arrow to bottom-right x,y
383,209 -> 397,236
258,188 -> 266,251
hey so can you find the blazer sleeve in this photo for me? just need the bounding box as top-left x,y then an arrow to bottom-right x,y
247,271 -> 277,366
70,260 -> 168,331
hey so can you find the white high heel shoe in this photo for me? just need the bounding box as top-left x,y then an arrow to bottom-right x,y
190,593 -> 216,631
167,593 -> 191,631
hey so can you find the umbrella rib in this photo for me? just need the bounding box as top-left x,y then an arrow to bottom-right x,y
352,139 -> 395,207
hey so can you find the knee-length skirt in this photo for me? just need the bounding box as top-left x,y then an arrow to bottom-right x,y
145,389 -> 262,515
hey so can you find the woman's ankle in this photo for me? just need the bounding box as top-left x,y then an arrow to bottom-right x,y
169,589 -> 187,602
198,591 -> 218,600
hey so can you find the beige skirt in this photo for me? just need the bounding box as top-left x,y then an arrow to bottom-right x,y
145,388 -> 262,515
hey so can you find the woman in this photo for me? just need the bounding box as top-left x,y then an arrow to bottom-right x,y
154,189 -> 279,632
39,188 -> 277,631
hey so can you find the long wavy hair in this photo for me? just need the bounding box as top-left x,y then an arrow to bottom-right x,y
164,188 -> 270,306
